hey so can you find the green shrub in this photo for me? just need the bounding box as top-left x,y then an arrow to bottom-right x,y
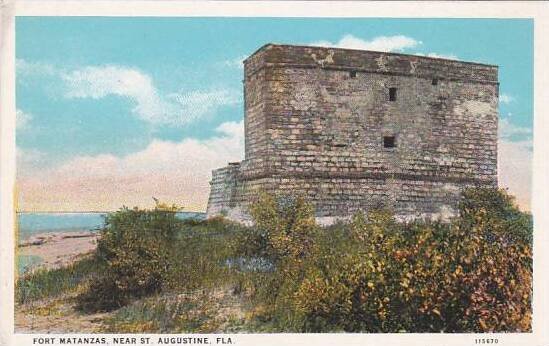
167,216 -> 244,291
70,188 -> 532,332
249,192 -> 319,264
244,188 -> 532,332
459,187 -> 533,245
232,193 -> 319,330
77,207 -> 183,312
77,207 -> 247,313
298,189 -> 531,332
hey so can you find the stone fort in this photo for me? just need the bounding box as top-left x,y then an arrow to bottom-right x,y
206,44 -> 498,224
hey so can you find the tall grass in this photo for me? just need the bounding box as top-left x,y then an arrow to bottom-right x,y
16,256 -> 103,304
102,288 -> 249,333
76,211 -> 251,312
167,217 -> 248,291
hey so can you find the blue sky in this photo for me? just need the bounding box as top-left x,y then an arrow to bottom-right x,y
15,17 -> 533,211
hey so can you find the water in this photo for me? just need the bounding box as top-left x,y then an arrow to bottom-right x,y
17,212 -> 106,240
17,255 -> 43,275
16,211 -> 206,274
17,211 -> 206,240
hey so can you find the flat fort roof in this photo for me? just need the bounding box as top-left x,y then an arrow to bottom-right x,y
244,43 -> 498,68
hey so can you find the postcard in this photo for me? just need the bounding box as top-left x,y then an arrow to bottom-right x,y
1,1 -> 548,346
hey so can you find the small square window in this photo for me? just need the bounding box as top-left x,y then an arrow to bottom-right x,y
389,87 -> 397,101
383,136 -> 396,148
432,78 -> 438,85
350,70 -> 357,78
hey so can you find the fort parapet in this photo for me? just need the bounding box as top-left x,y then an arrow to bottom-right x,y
206,44 -> 498,224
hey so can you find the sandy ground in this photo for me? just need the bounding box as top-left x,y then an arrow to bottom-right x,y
16,231 -> 107,332
15,295 -> 109,333
15,286 -> 248,333
18,231 -> 100,271
15,232 -> 250,333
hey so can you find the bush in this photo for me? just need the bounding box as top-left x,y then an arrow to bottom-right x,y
244,188 -> 532,332
77,206 -> 183,312
77,206 -> 247,313
71,188 -> 532,332
459,187 -> 533,245
248,192 -> 319,264
168,216 -> 245,291
233,193 -> 320,329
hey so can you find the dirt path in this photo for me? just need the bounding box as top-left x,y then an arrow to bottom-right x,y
15,293 -> 111,333
15,286 -> 251,333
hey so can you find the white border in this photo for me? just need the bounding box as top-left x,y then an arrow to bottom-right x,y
1,2 -> 548,346
1,1 -> 16,346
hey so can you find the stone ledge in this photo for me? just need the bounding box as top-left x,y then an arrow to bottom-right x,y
236,170 -> 496,185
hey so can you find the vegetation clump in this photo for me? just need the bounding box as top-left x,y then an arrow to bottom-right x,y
17,188 -> 532,333
237,188 -> 532,332
76,206 -> 182,312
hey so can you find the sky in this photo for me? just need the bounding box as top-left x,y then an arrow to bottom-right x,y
15,17 -> 533,212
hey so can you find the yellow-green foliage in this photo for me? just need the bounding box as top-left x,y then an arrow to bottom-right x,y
68,189 -> 531,333
249,192 -> 319,264
77,206 -> 182,312
247,188 -> 532,332
243,193 -> 320,329
76,206 -> 245,313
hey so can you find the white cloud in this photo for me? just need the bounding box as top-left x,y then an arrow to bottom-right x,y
499,93 -> 515,104
310,34 -> 421,52
497,118 -> 533,210
310,34 -> 458,61
16,109 -> 32,129
17,120 -> 245,212
498,139 -> 532,211
425,53 -> 458,60
62,65 -> 240,126
16,59 -> 56,77
413,52 -> 458,60
166,89 -> 240,123
223,55 -> 247,69
499,118 -> 532,140
63,65 -> 155,100
17,62 -> 239,126
16,147 -> 51,179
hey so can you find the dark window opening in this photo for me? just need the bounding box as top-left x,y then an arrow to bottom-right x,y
350,70 -> 357,78
432,78 -> 438,85
389,87 -> 397,101
383,136 -> 396,148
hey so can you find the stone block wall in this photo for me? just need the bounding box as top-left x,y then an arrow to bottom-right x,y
207,44 -> 499,223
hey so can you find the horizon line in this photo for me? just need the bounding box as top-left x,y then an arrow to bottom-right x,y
15,210 -> 207,214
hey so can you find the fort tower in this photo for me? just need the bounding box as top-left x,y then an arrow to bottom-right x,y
206,44 -> 498,224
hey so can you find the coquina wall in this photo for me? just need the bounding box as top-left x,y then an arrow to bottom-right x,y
206,44 -> 498,224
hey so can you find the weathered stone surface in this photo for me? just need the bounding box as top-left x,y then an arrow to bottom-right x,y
206,44 -> 498,223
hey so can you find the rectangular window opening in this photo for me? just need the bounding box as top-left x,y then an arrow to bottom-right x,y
432,78 -> 438,86
350,70 -> 357,78
389,87 -> 397,101
383,136 -> 396,148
